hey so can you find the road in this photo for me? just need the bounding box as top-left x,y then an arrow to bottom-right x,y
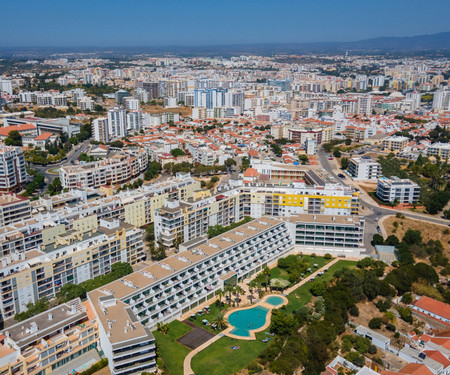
316,149 -> 449,254
28,140 -> 91,184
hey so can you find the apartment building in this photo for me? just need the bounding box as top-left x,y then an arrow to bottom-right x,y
0,145 -> 27,193
348,156 -> 381,180
0,299 -> 98,375
376,177 -> 420,204
0,194 -> 31,227
0,218 -> 145,319
90,216 -> 292,331
88,292 -> 156,375
92,117 -> 109,143
427,142 -> 450,159
287,214 -> 365,256
154,182 -> 360,247
59,149 -> 148,189
382,136 -> 409,152
251,161 -> 309,181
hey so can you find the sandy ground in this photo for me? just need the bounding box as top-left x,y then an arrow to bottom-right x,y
381,215 -> 450,254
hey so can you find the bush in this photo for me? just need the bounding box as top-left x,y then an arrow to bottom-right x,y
349,305 -> 359,317
394,332 -> 400,339
401,293 -> 413,304
368,317 -> 383,329
324,253 -> 332,259
386,323 -> 396,332
368,345 -> 377,355
397,306 -> 413,324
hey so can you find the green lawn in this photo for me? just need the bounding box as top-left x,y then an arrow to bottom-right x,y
269,266 -> 290,281
153,320 -> 192,375
192,260 -> 357,374
191,332 -> 267,375
285,259 -> 357,313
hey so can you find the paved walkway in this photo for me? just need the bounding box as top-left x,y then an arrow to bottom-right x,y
284,257 -> 339,295
183,257 -> 351,375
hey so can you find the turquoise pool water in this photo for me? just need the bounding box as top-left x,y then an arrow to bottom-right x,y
228,306 -> 269,337
265,296 -> 284,306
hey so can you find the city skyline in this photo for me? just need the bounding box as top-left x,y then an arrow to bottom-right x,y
2,0 -> 450,47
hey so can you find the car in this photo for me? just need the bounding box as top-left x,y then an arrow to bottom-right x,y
338,173 -> 346,179
377,212 -> 381,215
377,226 -> 381,233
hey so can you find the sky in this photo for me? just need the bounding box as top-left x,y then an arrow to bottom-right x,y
1,0 -> 449,47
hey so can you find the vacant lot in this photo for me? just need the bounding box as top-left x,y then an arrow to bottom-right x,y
382,215 -> 450,255
141,104 -> 192,117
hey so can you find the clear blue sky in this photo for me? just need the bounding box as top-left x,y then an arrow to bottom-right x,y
1,0 -> 449,47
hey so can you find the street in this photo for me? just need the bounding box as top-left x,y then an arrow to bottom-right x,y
316,149 -> 449,255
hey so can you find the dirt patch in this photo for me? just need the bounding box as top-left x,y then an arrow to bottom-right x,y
381,216 -> 450,255
140,104 -> 192,117
357,182 -> 378,193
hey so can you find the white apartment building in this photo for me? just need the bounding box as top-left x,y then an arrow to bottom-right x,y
0,79 -> 13,94
123,97 -> 140,111
348,156 -> 381,180
0,194 -> 31,227
59,149 -> 148,189
19,91 -> 37,103
427,142 -> 450,159
287,214 -> 365,257
0,145 -> 27,193
77,96 -> 95,111
432,88 -> 450,111
356,96 -> 373,115
376,177 -> 420,204
0,218 -> 145,319
107,108 -> 127,139
127,111 -> 144,132
93,117 -> 109,143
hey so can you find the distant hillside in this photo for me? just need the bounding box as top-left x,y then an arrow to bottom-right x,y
1,32 -> 449,57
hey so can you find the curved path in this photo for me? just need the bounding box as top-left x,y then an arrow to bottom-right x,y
183,257 -> 342,375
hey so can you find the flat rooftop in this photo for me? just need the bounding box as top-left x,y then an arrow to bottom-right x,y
287,213 -> 363,225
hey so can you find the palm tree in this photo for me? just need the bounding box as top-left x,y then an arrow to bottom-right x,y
262,266 -> 271,291
213,313 -> 227,331
225,285 -> 235,301
216,289 -> 225,310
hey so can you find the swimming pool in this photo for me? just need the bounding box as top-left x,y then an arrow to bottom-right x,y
228,306 -> 269,338
265,296 -> 284,306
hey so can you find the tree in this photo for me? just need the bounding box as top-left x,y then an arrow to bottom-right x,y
213,313 -> 227,330
345,138 -> 352,146
47,177 -> 62,196
403,229 -> 422,246
224,158 -> 237,169
170,148 -> 186,157
368,317 -> 383,329
110,140 -> 123,148
299,154 -> 309,164
372,234 -> 384,246
341,157 -> 349,169
262,266 -> 271,291
333,149 -> 342,158
5,130 -> 23,146
310,281 -> 327,296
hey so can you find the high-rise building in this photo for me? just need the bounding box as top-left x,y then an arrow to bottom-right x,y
0,146 -> 27,193
123,97 -> 139,111
194,88 -> 227,109
127,111 -> 144,131
356,96 -> 373,115
107,107 -> 127,139
432,88 -> 450,111
0,79 -> 13,94
92,117 -> 109,143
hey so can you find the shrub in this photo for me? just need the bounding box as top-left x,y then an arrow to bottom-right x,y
394,332 -> 400,339
349,305 -> 360,317
368,317 -> 383,329
368,345 -> 377,355
324,253 -> 332,259
79,359 -> 108,375
401,293 -> 413,304
386,323 -> 396,332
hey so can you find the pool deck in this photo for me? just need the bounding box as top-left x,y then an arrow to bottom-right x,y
222,294 -> 288,340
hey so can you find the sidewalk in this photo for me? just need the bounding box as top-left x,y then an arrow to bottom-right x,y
183,334 -> 222,375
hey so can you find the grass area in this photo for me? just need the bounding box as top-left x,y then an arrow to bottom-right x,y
47,167 -> 60,174
368,191 -> 395,207
269,255 -> 332,286
191,332 -> 267,375
285,260 -> 357,314
153,320 -> 192,375
191,260 -> 357,374
188,302 -> 224,334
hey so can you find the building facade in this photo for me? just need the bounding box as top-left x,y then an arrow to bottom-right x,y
0,146 -> 27,193
376,177 -> 420,204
